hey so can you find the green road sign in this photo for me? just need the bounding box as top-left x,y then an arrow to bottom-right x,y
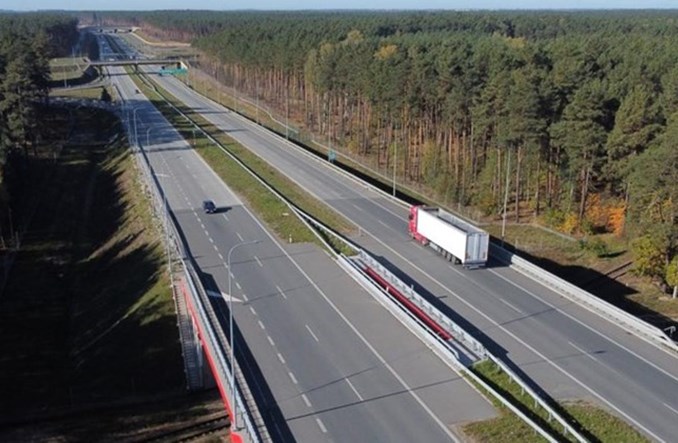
159,68 -> 188,75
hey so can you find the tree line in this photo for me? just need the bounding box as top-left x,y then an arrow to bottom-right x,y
95,10 -> 678,294
0,13 -> 79,172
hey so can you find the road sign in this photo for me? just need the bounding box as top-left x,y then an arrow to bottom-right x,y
159,68 -> 188,76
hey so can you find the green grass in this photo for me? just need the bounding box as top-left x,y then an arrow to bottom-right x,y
464,360 -> 648,443
49,57 -> 87,82
0,106 -> 183,417
50,85 -> 114,100
130,70 -> 357,255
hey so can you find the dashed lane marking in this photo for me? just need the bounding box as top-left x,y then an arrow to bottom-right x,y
301,394 -> 312,408
305,324 -> 319,342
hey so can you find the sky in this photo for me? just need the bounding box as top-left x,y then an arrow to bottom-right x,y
3,0 -> 677,11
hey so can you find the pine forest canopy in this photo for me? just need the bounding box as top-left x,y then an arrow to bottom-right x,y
0,13 -> 79,172
76,9 -> 678,289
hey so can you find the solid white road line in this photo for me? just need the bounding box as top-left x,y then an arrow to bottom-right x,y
663,402 -> 678,417
499,298 -> 524,314
569,341 -> 600,363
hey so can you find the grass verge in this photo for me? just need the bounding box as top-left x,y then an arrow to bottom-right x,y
50,85 -> 114,100
131,70 -> 356,255
0,105 -> 184,420
186,67 -> 678,326
464,360 -> 648,443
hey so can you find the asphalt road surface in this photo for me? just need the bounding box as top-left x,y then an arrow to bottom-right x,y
106,62 -> 497,442
147,66 -> 678,442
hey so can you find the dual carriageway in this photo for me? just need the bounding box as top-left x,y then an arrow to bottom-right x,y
99,32 -> 678,442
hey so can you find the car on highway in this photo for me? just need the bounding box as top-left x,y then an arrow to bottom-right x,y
202,200 -> 217,214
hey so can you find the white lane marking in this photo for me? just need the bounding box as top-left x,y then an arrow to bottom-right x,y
499,298 -> 523,314
203,230 -> 209,237
236,232 -> 243,241
351,203 -> 365,212
377,220 -> 392,229
219,88 -> 677,415
569,341 -> 600,363
663,402 -> 678,417
249,306 -> 257,316
354,224 -> 664,442
223,214 -> 229,222
490,267 -> 678,385
315,418 -> 327,433
247,222 -> 462,443
267,335 -> 275,347
276,285 -> 287,300
277,353 -> 286,364
288,372 -> 298,384
218,253 -> 224,260
258,320 -> 265,330
242,293 -> 248,302
301,394 -> 312,407
235,281 -> 241,290
200,223 -> 205,229
305,324 -> 319,342
213,245 -> 219,252
254,256 -> 263,267
345,378 -> 364,402
175,93 -> 460,439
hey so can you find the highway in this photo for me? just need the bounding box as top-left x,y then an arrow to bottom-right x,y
103,42 -> 497,441
145,62 -> 678,442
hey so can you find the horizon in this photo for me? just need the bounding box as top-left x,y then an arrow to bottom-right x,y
2,1 -> 678,12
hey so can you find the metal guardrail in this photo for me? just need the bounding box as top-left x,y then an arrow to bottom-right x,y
356,251 -> 487,362
118,96 -> 263,443
183,260 -> 264,443
491,244 -> 678,353
146,78 -> 592,441
350,249 -> 588,443
338,255 -> 560,443
182,67 -> 677,356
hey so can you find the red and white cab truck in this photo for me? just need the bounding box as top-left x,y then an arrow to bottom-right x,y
408,205 -> 489,267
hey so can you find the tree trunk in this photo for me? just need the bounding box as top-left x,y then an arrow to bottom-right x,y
579,165 -> 590,226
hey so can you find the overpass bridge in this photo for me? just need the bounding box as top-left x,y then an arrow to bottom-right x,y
87,57 -> 192,68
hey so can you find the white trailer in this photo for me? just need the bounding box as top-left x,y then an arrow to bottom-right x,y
408,206 -> 489,267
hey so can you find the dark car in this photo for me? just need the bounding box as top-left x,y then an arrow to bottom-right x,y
202,200 -> 217,214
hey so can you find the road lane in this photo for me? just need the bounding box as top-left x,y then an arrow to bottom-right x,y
106,63 -> 496,442
150,69 -> 678,441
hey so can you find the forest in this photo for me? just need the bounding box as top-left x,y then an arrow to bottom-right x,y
0,14 -> 79,173
93,10 -> 678,293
